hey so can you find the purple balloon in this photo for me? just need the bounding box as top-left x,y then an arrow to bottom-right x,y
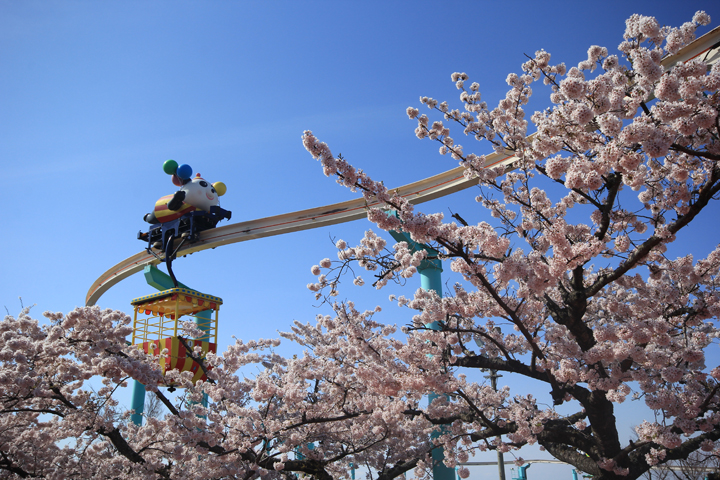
171,174 -> 183,186
177,164 -> 192,180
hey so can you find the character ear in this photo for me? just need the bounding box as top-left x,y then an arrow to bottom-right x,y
213,182 -> 227,196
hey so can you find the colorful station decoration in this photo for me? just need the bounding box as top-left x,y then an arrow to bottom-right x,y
130,288 -> 222,385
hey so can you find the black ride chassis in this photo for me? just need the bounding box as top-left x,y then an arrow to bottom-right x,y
138,206 -> 232,255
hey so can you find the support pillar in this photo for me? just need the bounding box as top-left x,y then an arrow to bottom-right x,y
389,229 -> 454,480
130,380 -> 146,426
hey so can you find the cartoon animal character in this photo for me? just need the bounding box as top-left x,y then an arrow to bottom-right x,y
139,160 -> 232,249
138,160 -> 232,288
144,173 -> 228,225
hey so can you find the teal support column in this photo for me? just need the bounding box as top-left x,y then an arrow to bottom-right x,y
131,266 -> 211,426
130,377 -> 146,426
389,229 -> 454,480
144,263 -> 189,290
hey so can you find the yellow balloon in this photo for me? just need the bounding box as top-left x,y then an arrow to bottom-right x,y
213,181 -> 227,196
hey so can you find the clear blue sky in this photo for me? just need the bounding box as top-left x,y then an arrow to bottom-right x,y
2,2 -> 720,478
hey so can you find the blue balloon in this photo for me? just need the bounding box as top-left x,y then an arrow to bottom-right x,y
176,164 -> 192,180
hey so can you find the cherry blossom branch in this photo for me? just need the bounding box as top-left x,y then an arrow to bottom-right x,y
670,142 -> 720,161
280,410 -> 369,432
0,450 -> 31,478
455,389 -> 507,436
455,354 -> 549,383
152,388 -> 180,417
449,250 -> 548,362
534,163 -> 602,209
376,458 -> 421,480
48,386 -> 79,410
587,166 -> 720,298
96,426 -> 148,466
627,429 -> 720,479
594,173 -> 622,241
539,419 -> 597,459
543,441 -> 600,475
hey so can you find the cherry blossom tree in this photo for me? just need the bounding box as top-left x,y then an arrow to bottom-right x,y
303,10 -> 720,480
0,306 -> 438,479
2,10 -> 720,480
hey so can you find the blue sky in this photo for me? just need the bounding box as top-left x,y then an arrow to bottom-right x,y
2,2 -> 720,478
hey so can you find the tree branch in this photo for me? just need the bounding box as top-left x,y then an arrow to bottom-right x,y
587,167 -> 720,298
